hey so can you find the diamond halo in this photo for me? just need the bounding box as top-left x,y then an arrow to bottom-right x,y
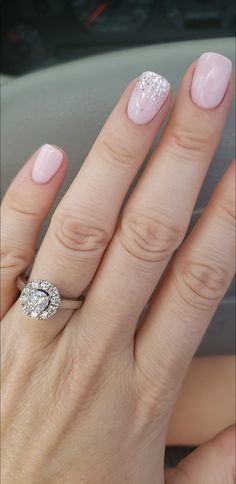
19,279 -> 61,320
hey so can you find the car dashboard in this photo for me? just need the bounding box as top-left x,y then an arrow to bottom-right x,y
1,0 -> 235,75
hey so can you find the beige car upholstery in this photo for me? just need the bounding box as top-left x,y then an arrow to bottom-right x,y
1,38 -> 235,355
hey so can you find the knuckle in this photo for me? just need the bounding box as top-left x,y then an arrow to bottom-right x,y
51,213 -> 110,255
169,122 -> 213,159
176,259 -> 228,309
5,190 -> 42,219
1,246 -> 34,273
119,211 -> 183,263
98,135 -> 138,169
215,199 -> 236,225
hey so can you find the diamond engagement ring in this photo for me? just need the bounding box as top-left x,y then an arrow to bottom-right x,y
17,276 -> 84,320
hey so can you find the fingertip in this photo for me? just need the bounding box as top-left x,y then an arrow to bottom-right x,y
31,144 -> 66,185
50,144 -> 68,167
4,144 -> 68,214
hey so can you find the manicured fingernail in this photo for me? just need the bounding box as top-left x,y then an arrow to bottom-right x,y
191,52 -> 232,109
127,71 -> 170,125
32,144 -> 63,183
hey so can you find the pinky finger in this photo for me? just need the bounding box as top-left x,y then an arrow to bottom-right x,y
1,144 -> 67,318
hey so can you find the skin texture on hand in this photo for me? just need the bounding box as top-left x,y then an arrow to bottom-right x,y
1,53 -> 235,484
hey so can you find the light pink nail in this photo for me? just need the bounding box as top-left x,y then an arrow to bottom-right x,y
32,144 -> 63,184
191,52 -> 232,109
127,71 -> 170,125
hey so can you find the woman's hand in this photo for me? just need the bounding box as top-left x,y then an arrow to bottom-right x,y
1,52 -> 235,483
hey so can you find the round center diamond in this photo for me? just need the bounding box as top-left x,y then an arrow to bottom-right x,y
31,290 -> 49,314
20,279 -> 61,320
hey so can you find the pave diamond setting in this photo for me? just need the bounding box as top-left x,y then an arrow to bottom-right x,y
19,280 -> 61,320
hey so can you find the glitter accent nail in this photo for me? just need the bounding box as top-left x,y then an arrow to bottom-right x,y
127,71 -> 170,125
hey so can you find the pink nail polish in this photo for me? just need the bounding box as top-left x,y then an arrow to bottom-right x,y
191,52 -> 232,109
32,144 -> 63,184
127,71 -> 170,125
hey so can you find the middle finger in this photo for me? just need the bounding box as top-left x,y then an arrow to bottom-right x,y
79,53 -> 233,348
